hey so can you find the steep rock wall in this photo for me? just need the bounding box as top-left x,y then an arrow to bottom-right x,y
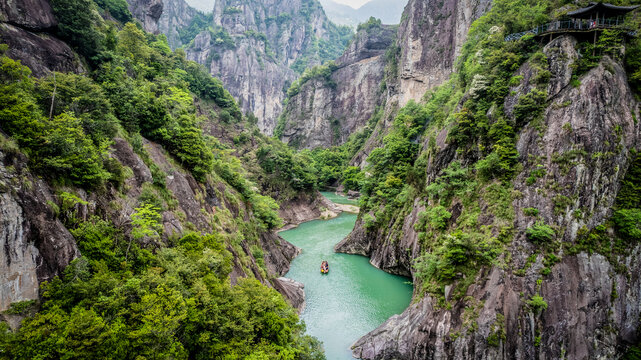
184,0 -> 349,134
0,147 -> 79,313
392,0 -> 491,107
0,0 -> 83,77
350,0 -> 491,167
280,24 -> 396,149
343,35 -> 641,359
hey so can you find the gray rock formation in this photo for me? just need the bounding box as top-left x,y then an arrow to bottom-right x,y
127,0 -> 201,49
0,0 -> 57,30
392,0 -> 491,107
126,0 -> 164,33
342,35 -> 641,360
349,0 -> 491,166
0,0 -> 84,77
280,23 -> 396,149
272,277 -> 305,312
182,0 -> 351,134
0,24 -> 84,77
0,147 -> 79,313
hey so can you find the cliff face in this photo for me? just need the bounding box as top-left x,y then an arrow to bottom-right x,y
127,0 -> 197,49
277,0 -> 491,153
0,0 -> 84,77
183,0 -> 351,134
0,149 -> 79,313
346,0 -> 491,166
392,0 -> 491,107
280,23 -> 396,149
340,35 -> 641,359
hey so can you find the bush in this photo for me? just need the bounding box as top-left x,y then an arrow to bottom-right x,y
94,0 -> 132,23
51,0 -> 103,62
527,294 -> 548,312
613,209 -> 641,242
526,222 -> 555,244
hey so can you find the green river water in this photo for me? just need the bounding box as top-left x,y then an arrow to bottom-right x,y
281,194 -> 413,359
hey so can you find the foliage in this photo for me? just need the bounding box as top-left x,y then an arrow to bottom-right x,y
255,141 -> 317,195
0,55 -> 112,188
51,0 -> 103,62
613,209 -> 641,241
131,204 -> 162,241
178,11 -> 213,45
287,61 -> 338,97
250,194 -> 283,230
526,222 -> 555,244
357,17 -> 383,32
1,231 -> 322,359
527,294 -> 548,312
93,0 -> 132,23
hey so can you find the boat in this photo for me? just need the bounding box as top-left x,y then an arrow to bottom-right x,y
320,260 -> 329,274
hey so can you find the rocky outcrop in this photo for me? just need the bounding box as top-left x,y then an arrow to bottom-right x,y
0,146 -> 79,313
280,24 -> 396,149
348,0 -> 491,167
392,0 -> 491,106
0,0 -> 57,30
0,24 -> 84,77
345,35 -> 641,360
184,0 -> 351,134
0,0 -> 84,77
278,191 -> 341,229
272,277 -> 306,312
126,0 -> 163,34
128,0 -> 198,49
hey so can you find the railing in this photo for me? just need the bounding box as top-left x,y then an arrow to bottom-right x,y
505,18 -> 633,41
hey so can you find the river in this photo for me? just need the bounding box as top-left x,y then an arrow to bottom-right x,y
281,193 -> 412,359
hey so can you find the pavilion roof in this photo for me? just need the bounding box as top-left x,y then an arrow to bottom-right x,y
568,2 -> 640,19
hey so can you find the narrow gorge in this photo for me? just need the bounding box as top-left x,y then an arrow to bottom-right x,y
1,0 -> 641,359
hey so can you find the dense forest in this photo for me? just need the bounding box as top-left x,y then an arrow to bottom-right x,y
0,0 -> 330,357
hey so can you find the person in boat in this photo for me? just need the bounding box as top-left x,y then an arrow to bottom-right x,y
321,261 -> 328,273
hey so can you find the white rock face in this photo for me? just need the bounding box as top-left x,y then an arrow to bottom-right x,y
0,192 -> 39,311
185,0 -> 348,134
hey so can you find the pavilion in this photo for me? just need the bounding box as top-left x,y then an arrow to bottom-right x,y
505,2 -> 640,42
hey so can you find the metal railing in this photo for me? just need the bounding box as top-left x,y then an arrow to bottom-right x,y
505,18 -> 632,41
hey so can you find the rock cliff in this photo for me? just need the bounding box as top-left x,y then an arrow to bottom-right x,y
0,0 -> 84,76
280,23 -> 396,149
278,0 -> 491,152
341,35 -> 641,359
182,0 -> 351,134
391,0 -> 491,107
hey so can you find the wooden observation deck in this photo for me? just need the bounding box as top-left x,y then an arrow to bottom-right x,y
505,2 -> 640,42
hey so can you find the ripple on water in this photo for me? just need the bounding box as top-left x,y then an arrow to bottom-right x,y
282,199 -> 412,360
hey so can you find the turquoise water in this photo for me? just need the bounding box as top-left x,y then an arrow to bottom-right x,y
319,191 -> 359,205
281,197 -> 412,359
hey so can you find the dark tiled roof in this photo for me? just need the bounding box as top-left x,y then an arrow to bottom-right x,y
568,2 -> 640,18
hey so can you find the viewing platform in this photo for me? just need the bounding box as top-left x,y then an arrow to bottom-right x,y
505,2 -> 639,42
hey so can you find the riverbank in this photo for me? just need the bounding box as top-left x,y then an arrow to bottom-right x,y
281,210 -> 412,359
278,191 -> 360,232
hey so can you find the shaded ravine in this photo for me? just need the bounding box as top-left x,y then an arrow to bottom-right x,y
282,194 -> 412,359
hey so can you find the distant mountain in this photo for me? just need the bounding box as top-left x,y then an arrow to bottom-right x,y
320,0 -> 408,27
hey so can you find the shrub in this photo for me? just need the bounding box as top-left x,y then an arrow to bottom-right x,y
613,209 -> 641,242
527,294 -> 548,312
526,222 -> 555,244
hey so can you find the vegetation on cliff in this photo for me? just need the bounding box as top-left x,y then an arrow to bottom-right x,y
0,0 -> 327,357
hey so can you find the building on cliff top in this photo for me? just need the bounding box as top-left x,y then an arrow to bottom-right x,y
505,2 -> 640,42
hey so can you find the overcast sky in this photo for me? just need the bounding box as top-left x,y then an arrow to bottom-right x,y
332,0 -> 369,8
